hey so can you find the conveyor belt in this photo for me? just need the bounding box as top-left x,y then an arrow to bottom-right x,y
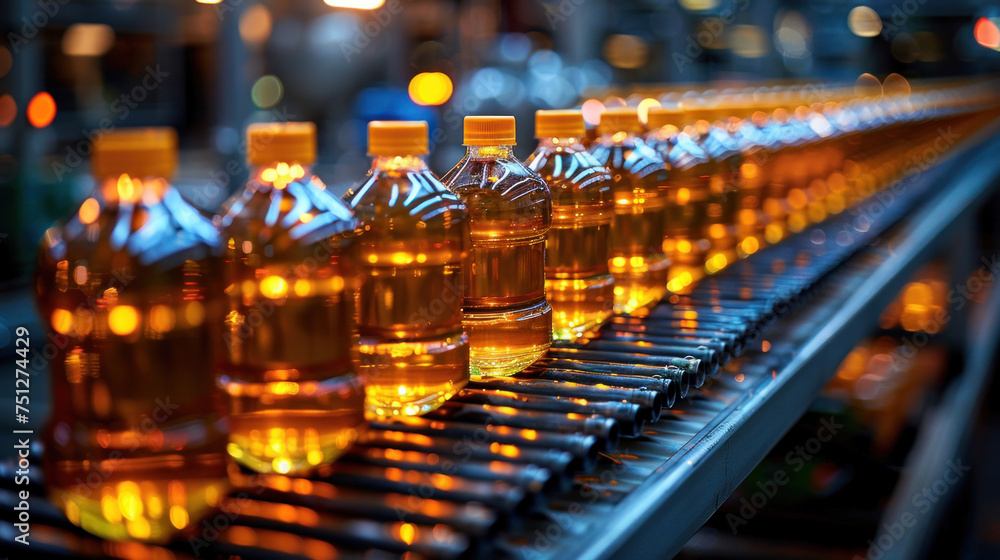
1,132 -> 996,560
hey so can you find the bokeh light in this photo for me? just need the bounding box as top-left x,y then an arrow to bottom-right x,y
603,35 -> 649,69
581,99 -> 605,126
324,0 -> 386,9
0,46 -> 11,79
974,17 -> 1000,49
27,92 -> 56,128
408,72 -> 453,106
848,6 -> 882,38
240,5 -> 273,47
0,95 -> 16,128
637,98 -> 661,124
730,25 -> 769,58
62,23 -> 116,57
251,75 -> 284,109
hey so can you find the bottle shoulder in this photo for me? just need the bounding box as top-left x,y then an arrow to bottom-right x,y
343,170 -> 468,239
526,147 -> 613,204
217,178 -> 360,247
588,141 -> 667,182
40,188 -> 220,270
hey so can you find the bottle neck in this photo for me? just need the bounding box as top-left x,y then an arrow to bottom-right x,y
370,154 -> 429,173
97,173 -> 169,204
466,145 -> 514,159
535,137 -> 585,151
252,161 -> 312,189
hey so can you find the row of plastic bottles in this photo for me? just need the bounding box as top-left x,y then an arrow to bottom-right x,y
33,79 -> 999,543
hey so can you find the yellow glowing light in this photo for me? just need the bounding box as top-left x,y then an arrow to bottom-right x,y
109,305 -> 139,336
260,275 -> 288,299
51,309 -> 73,335
185,301 -> 205,326
324,0 -> 386,8
62,23 -> 116,57
705,253 -> 729,274
117,174 -> 140,202
848,6 -> 882,38
676,188 -> 691,205
239,4 -> 272,46
408,72 -> 453,106
261,168 -> 278,182
294,279 -> 311,297
637,98 -> 662,124
127,517 -> 151,539
677,239 -> 692,254
251,75 -> 284,109
273,458 -> 292,474
196,0 -> 223,3
741,236 -> 760,255
149,305 -> 176,333
79,197 -> 101,224
399,523 -> 416,545
169,505 -> 189,530
708,223 -> 727,239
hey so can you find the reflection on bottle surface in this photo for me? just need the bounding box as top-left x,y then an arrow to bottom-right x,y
442,116 -> 552,377
527,110 -> 615,340
344,121 -> 470,417
588,108 -> 669,313
34,128 -> 231,542
215,122 -> 366,475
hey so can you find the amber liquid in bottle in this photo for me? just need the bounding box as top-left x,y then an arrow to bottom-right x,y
588,132 -> 670,313
526,137 -> 615,340
344,155 -> 470,416
442,145 -> 553,377
649,125 -> 713,278
216,163 -> 367,475
35,174 -> 231,543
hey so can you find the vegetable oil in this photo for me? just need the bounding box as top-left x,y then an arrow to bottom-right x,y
344,121 -> 470,416
34,128 -> 231,542
526,110 -> 615,340
215,122 -> 366,475
588,108 -> 670,313
441,116 -> 553,377
646,107 -> 713,283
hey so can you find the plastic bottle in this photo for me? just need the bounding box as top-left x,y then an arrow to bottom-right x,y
343,121 -> 470,416
441,116 -> 552,377
526,110 -> 615,340
646,106 -> 712,291
35,128 -> 231,542
587,108 -> 670,313
215,122 -> 366,475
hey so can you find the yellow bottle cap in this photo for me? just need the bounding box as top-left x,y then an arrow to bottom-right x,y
646,107 -> 685,129
92,127 -> 177,179
535,110 -> 585,138
247,122 -> 316,165
597,108 -> 643,134
368,120 -> 428,156
463,116 -> 516,146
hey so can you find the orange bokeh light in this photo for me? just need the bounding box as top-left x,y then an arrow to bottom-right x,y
27,91 -> 57,128
974,17 -> 1000,49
